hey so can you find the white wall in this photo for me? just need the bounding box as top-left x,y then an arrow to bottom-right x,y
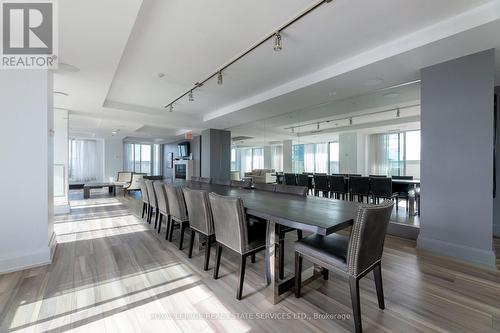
104,137 -> 124,181
0,70 -> 54,273
418,50 -> 496,268
282,140 -> 293,173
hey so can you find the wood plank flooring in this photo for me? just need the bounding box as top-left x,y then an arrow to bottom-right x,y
0,189 -> 499,333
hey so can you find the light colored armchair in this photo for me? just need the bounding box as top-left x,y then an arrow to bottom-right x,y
114,172 -> 133,187
123,173 -> 146,195
244,169 -> 276,184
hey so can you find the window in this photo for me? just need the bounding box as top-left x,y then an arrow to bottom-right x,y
231,148 -> 237,171
69,139 -> 98,182
293,143 -> 330,174
271,145 -> 283,172
329,142 -> 339,174
124,143 -> 162,175
368,130 -> 421,178
252,148 -> 264,169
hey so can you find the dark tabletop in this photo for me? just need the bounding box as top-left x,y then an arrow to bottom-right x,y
174,181 -> 360,235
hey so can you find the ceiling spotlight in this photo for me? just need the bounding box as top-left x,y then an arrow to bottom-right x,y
273,32 -> 282,52
218,71 -> 223,85
317,123 -> 320,130
169,104 -> 174,112
396,108 -> 401,118
349,118 -> 353,126
291,127 -> 295,134
188,90 -> 194,102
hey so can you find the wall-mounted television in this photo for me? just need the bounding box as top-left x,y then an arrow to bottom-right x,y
177,142 -> 190,158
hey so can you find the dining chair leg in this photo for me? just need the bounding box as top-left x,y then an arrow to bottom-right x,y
157,214 -> 162,234
168,220 -> 175,242
322,268 -> 329,280
373,262 -> 385,309
154,208 -> 159,229
179,223 -> 187,250
188,229 -> 195,258
204,235 -> 212,271
165,216 -> 171,240
295,252 -> 302,298
237,254 -> 247,300
141,203 -> 146,218
279,237 -> 285,279
396,198 -> 399,211
349,276 -> 362,333
213,244 -> 222,279
251,253 -> 256,263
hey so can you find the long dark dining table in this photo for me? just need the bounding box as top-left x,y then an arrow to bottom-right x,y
168,180 -> 362,304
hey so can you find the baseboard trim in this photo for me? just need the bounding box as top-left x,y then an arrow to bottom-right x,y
417,236 -> 497,269
0,247 -> 52,274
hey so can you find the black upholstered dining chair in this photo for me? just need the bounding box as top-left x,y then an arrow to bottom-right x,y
296,174 -> 311,194
153,181 -> 170,234
138,179 -> 150,220
328,175 -> 348,200
392,175 -> 413,211
284,173 -> 297,186
313,174 -> 329,197
349,176 -> 371,203
230,179 -> 252,188
253,183 -> 276,192
182,188 -> 215,270
164,185 -> 190,250
145,180 -> 158,225
295,200 -> 394,333
369,177 -> 396,204
209,193 -> 267,300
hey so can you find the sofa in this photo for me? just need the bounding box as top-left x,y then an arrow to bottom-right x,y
244,169 -> 276,184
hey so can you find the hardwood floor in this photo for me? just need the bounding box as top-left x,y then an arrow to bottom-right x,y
1,189 -> 499,332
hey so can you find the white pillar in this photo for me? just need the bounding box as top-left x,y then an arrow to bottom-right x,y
282,140 -> 293,172
0,70 -> 55,273
54,109 -> 70,214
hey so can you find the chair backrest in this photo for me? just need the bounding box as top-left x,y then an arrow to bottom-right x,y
313,175 -> 328,191
145,180 -> 158,208
253,183 -> 276,192
209,193 -> 247,254
391,176 -> 413,193
129,173 -> 145,190
231,179 -> 252,188
328,175 -> 347,193
349,176 -> 370,195
164,185 -> 188,222
284,173 -> 297,186
199,177 -> 212,184
369,177 -> 393,197
153,181 -> 169,215
213,179 -> 231,186
347,174 -> 362,177
191,176 -> 200,182
117,172 -> 133,182
138,179 -> 149,204
275,184 -> 308,197
369,175 -> 387,178
346,201 -> 394,277
296,174 -> 309,187
183,188 -> 214,235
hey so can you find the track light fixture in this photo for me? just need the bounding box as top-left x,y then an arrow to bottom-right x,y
273,32 -> 282,52
291,127 -> 295,134
169,104 -> 174,112
163,0 -> 334,111
188,90 -> 194,102
396,108 -> 400,118
349,118 -> 353,126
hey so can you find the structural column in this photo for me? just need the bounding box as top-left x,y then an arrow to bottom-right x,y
418,49 -> 496,267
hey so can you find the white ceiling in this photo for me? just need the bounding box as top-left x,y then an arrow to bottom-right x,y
54,0 -> 500,141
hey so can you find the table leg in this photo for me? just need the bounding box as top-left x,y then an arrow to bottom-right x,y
265,221 -> 322,304
83,188 -> 90,199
